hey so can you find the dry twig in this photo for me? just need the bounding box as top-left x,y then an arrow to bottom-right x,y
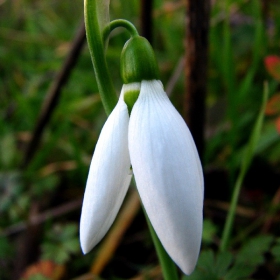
90,189 -> 141,275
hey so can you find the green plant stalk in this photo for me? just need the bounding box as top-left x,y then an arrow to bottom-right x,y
220,166 -> 246,251
144,210 -> 179,280
103,19 -> 139,43
220,82 -> 268,251
85,1 -> 179,278
84,0 -> 117,115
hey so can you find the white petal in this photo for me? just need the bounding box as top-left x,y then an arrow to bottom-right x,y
129,80 -> 204,275
80,90 -> 132,254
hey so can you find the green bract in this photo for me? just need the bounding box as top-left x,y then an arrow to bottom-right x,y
120,36 -> 159,84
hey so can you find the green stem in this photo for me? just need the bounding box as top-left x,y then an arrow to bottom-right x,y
220,82 -> 268,251
220,168 -> 246,251
84,0 -> 117,115
144,211 -> 179,280
103,19 -> 139,43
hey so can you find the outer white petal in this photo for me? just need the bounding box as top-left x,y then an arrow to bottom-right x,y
129,80 -> 204,275
80,89 -> 132,254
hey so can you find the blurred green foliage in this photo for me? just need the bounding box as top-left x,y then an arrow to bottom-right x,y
1,0 -> 280,279
41,223 -> 80,264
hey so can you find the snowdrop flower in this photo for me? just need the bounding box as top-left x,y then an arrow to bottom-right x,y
80,36 -> 204,275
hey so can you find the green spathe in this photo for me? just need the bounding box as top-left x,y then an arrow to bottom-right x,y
120,36 -> 159,84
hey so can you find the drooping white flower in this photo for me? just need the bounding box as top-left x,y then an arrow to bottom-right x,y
80,79 -> 204,275
80,87 -> 131,252
80,35 -> 204,275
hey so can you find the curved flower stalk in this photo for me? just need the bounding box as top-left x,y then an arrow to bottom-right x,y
80,35 -> 204,273
84,0 -> 117,114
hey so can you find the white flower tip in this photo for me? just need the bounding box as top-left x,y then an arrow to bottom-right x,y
179,255 -> 199,275
80,241 -> 90,255
79,226 -> 93,255
79,214 -> 100,255
169,237 -> 201,275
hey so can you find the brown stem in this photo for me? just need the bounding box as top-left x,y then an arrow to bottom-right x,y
261,0 -> 271,23
140,0 -> 153,43
2,198 -> 82,236
22,22 -> 86,167
90,189 -> 140,275
184,0 -> 210,159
